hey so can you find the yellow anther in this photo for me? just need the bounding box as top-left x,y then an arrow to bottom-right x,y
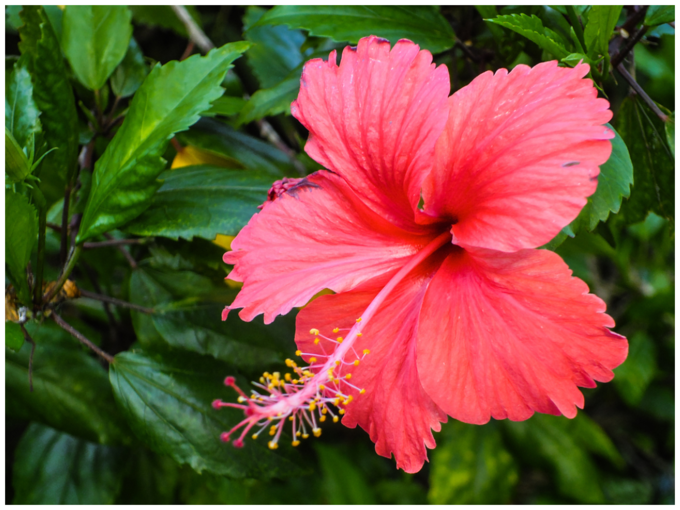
314,338 -> 320,344
302,433 -> 309,439
237,396 -> 246,403
363,349 -> 370,355
309,357 -> 317,363
334,398 -> 340,406
320,415 -> 326,422
319,384 -> 325,390
356,317 -> 362,322
333,416 -> 339,423
269,429 -> 276,436
360,389 -> 366,394
313,428 -> 322,437
357,332 -> 362,337
322,407 -> 328,414
289,416 -> 295,421
345,374 -> 352,380
310,328 -> 319,335
292,440 -> 300,447
267,416 -> 274,421
274,372 -> 281,379
335,360 -> 341,366
354,360 -> 360,366
339,409 -> 346,415
293,379 -> 299,384
285,373 -> 292,382
259,377 -> 265,383
332,327 -> 340,333
252,434 -> 259,440
304,371 -> 314,377
268,441 -> 278,450
309,402 -> 317,411
346,395 -> 354,404
295,350 -> 302,356
328,369 -> 334,377
337,337 -> 344,343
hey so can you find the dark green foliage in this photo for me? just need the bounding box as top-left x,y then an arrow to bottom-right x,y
5,5 -> 675,505
12,423 -> 128,504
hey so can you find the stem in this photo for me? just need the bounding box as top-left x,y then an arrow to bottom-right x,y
103,233 -> 138,269
181,39 -> 195,60
615,64 -> 669,122
20,325 -> 36,392
79,288 -> 155,314
59,185 -> 71,266
51,310 -> 114,364
611,25 -> 648,69
43,245 -> 82,305
83,238 -> 148,249
31,186 -> 47,307
171,5 -> 214,53
566,6 -> 587,52
621,6 -> 649,34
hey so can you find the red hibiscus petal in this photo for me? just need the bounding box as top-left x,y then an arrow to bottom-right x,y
224,171 -> 437,324
292,35 -> 450,231
422,61 -> 614,251
295,253 -> 450,473
417,247 -> 628,424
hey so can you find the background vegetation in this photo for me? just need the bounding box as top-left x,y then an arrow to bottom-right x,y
5,5 -> 674,504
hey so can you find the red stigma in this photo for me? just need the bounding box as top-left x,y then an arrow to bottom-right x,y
220,432 -> 231,442
232,439 -> 245,448
224,376 -> 236,386
212,399 -> 222,410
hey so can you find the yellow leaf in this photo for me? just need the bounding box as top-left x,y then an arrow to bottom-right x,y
171,145 -> 237,169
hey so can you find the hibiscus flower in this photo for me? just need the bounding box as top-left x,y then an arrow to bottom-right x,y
213,35 -> 628,473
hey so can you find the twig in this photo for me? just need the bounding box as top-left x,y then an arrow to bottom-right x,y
81,260 -> 118,328
455,38 -> 480,63
620,6 -> 649,34
79,288 -> 155,314
171,5 -> 214,53
51,310 -> 114,364
47,222 -> 64,233
611,25 -> 648,69
181,39 -> 195,60
59,185 -> 71,266
83,238 -> 148,249
256,120 -> 306,176
104,233 -> 138,269
615,64 -> 669,122
43,245 -> 82,304
20,325 -> 36,392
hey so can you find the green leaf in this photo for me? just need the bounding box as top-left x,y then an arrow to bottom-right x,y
109,349 -> 310,478
561,52 -> 592,66
62,5 -> 133,91
616,96 -> 674,223
117,449 -> 180,504
12,423 -> 127,504
258,6 -> 455,54
583,6 -> 622,58
5,127 -> 32,183
476,6 -> 506,41
110,37 -> 148,98
665,111 -> 675,157
487,14 -> 571,59
429,421 -> 518,504
569,124 -> 633,233
504,413 -> 622,503
19,6 -> 79,182
124,165 -> 272,240
77,42 -> 250,244
201,95 -> 247,118
645,6 -> 675,27
614,332 -> 657,406
125,267 -> 284,369
5,322 -> 24,351
177,118 -> 292,178
315,443 -> 377,504
5,58 -> 41,150
6,335 -> 132,445
244,6 -> 307,89
5,191 -> 38,304
237,71 -> 300,125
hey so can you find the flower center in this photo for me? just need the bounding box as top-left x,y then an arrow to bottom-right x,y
213,230 -> 453,449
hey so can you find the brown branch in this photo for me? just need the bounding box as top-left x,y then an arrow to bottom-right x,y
181,39 -> 195,61
615,64 -> 669,122
611,25 -> 648,69
51,310 -> 114,364
20,325 -> 36,392
47,222 -> 64,233
171,5 -> 214,53
78,288 -> 155,314
83,238 -> 148,249
102,233 -> 138,269
621,6 -> 649,34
